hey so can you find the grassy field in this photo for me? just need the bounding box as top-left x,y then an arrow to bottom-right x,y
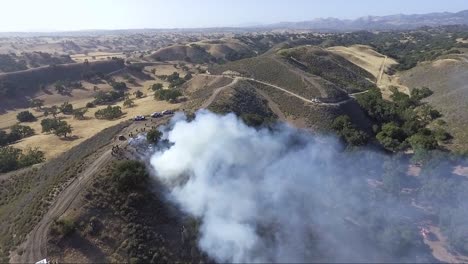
70,52 -> 126,63
0,64 -> 183,159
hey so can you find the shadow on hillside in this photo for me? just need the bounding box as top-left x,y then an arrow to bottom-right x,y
130,70 -> 154,81
64,232 -> 107,263
0,97 -> 31,114
61,135 -> 80,141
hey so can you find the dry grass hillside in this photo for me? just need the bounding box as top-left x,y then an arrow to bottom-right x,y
0,63 -> 184,159
0,60 -> 125,111
400,54 -> 468,151
326,45 -> 409,97
148,38 -> 256,64
211,45 -> 380,102
279,46 -> 376,93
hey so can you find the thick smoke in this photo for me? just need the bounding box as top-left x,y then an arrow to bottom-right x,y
149,111 -> 433,263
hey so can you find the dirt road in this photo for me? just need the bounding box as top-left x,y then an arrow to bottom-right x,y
11,149 -> 113,263
201,74 -> 362,107
200,77 -> 239,108
241,77 -> 356,106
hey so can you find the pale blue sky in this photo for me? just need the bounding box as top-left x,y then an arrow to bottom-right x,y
1,0 -> 467,31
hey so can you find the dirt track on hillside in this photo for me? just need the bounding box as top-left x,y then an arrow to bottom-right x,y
201,73 -> 363,107
10,149 -> 113,263
200,77 -> 239,108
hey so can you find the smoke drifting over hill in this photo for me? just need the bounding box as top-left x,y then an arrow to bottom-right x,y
149,111 -> 435,263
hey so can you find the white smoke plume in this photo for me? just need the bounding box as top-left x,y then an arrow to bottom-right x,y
149,110 -> 432,263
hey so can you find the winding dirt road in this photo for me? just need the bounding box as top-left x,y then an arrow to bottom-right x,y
11,149 -> 112,263
201,74 -> 363,107
200,78 -> 239,109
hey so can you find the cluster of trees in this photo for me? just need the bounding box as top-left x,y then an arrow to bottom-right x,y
332,115 -> 369,146
16,111 -> 36,122
41,118 -> 73,138
123,98 -> 135,108
93,90 -> 125,105
29,99 -> 44,110
0,125 -> 35,147
0,146 -> 45,173
110,81 -> 127,91
150,83 -> 163,91
0,54 -> 28,72
95,105 -> 123,120
154,89 -> 182,103
54,80 -> 83,95
158,72 -> 191,88
355,87 -> 448,152
73,108 -> 88,120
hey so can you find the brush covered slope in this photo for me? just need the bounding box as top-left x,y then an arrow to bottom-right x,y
210,45 -> 377,103
278,46 -> 376,93
46,159 -> 210,263
148,38 -> 257,64
400,54 -> 468,152
206,80 -> 277,127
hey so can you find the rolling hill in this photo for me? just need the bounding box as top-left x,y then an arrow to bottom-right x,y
148,38 -> 257,64
400,54 -> 468,151
210,45 -> 377,102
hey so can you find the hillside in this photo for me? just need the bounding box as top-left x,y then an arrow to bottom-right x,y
147,35 -> 287,63
148,38 -> 256,64
0,60 -> 125,111
326,45 -> 408,97
211,45 -> 377,102
0,52 -> 73,73
400,54 -> 468,151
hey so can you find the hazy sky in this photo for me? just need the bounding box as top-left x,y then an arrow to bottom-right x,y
1,0 -> 467,31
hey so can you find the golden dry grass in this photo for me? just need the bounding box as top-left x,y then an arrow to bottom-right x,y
70,52 -> 125,62
9,95 -> 179,159
327,44 -> 409,98
0,65 -> 182,159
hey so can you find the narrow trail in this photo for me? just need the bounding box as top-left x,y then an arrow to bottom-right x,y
201,78 -> 239,109
201,74 -> 364,107
244,76 -> 372,106
11,149 -> 113,263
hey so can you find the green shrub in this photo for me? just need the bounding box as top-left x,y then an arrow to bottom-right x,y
112,160 -> 149,191
18,148 -> 45,167
59,101 -> 74,115
146,129 -> 162,144
52,218 -> 76,237
154,89 -> 182,103
95,106 -> 123,120
332,115 -> 369,146
150,83 -> 163,91
40,118 -> 73,138
16,111 -> 36,122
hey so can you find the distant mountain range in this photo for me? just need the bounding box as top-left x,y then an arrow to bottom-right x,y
262,10 -> 468,31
